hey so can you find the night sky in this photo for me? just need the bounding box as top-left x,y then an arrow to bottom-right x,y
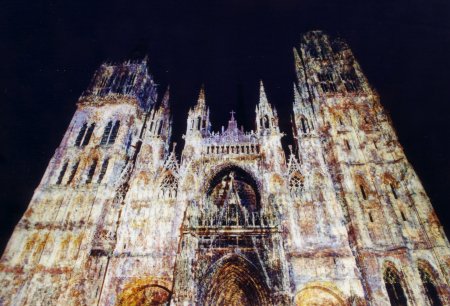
1,0 -> 450,253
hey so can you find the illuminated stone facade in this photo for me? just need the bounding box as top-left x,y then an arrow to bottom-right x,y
1,31 -> 450,305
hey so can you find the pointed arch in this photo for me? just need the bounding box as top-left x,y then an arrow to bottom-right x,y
199,255 -> 271,306
300,116 -> 310,133
117,277 -> 172,306
263,115 -> 270,129
294,282 -> 346,306
81,123 -> 95,146
382,262 -> 408,305
417,260 -> 443,306
206,165 -> 261,212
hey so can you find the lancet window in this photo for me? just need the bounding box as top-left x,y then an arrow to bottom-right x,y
300,117 -> 309,133
56,161 -> 68,185
100,120 -> 121,145
97,158 -> 109,183
75,122 -> 87,147
100,121 -> 112,145
85,159 -> 97,184
81,123 -> 95,146
418,263 -> 442,306
66,160 -> 80,185
75,122 -> 95,147
109,121 -> 120,144
383,266 -> 408,305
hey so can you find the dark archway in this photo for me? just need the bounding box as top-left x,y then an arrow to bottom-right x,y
207,165 -> 261,212
200,256 -> 271,306
383,266 -> 408,306
418,261 -> 443,306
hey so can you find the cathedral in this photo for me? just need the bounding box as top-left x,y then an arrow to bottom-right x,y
1,30 -> 450,305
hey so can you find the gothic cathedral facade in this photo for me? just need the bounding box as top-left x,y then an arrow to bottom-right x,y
1,31 -> 450,305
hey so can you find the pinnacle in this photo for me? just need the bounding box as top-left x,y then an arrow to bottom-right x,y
162,85 -> 170,108
197,84 -> 206,106
258,80 -> 269,105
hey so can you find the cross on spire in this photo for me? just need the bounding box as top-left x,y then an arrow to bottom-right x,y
230,110 -> 236,120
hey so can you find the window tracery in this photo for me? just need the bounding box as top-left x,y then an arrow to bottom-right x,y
289,172 -> 304,198
158,173 -> 178,199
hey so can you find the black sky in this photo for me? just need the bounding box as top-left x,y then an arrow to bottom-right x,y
1,0 -> 450,253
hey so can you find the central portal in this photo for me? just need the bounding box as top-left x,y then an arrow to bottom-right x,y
201,256 -> 270,306
173,165 -> 291,305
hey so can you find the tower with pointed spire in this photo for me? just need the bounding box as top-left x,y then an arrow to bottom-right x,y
1,31 -> 450,306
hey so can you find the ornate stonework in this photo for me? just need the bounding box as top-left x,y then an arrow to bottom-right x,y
1,31 -> 449,305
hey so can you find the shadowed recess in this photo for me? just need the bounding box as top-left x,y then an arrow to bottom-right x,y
207,165 -> 260,211
200,256 -> 270,306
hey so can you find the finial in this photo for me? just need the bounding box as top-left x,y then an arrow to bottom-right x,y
288,145 -> 293,155
230,110 -> 236,120
172,142 -> 177,153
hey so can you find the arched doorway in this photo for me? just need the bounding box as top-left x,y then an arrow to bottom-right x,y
383,265 -> 408,306
417,260 -> 443,306
173,164 -> 289,304
116,279 -> 171,306
200,256 -> 271,306
294,282 -> 347,306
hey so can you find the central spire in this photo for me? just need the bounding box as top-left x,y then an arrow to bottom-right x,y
259,80 -> 269,106
197,84 -> 206,107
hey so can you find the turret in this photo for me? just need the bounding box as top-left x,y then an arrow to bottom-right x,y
185,85 -> 211,140
137,86 -> 172,172
148,86 -> 172,141
255,81 -> 280,136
